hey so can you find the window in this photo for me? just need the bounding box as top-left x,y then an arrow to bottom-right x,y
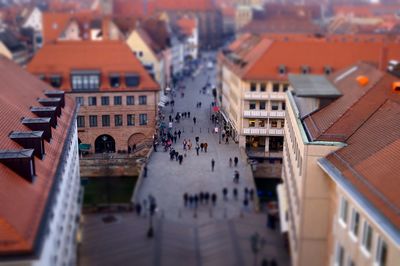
127,96 -> 134,105
279,65 -> 286,75
50,75 -> 62,88
75,97 -> 84,106
71,71 -> 100,90
114,115 -> 123,126
249,102 -> 256,110
139,95 -> 147,105
249,120 -> 256,127
350,209 -> 360,238
362,221 -> 373,253
250,83 -> 257,91
77,116 -> 85,128
301,65 -> 310,74
101,96 -> 109,106
89,115 -> 97,127
271,120 -> 278,128
272,83 -> 280,92
114,96 -> 122,105
127,114 -> 135,126
375,237 -> 387,266
260,101 -> 266,110
260,83 -> 266,92
283,84 -> 289,92
102,115 -> 110,127
271,102 -> 279,111
282,102 -> 286,110
88,97 -> 97,106
125,73 -> 140,87
109,74 -> 120,88
324,66 -> 333,75
138,51 -> 143,57
281,120 -> 285,128
339,197 -> 349,225
258,120 -> 265,127
139,114 -> 148,125
335,244 -> 345,266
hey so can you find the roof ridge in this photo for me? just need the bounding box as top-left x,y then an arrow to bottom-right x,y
316,70 -> 384,139
243,38 -> 274,77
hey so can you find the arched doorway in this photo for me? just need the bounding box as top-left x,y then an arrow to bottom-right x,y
128,133 -> 146,148
95,134 -> 116,153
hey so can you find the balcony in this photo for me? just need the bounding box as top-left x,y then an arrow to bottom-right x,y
269,92 -> 286,100
243,110 -> 285,119
244,92 -> 269,100
243,127 -> 284,136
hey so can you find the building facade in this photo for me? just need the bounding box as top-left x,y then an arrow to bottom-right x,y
27,41 -> 160,153
280,62 -> 400,266
0,56 -> 81,266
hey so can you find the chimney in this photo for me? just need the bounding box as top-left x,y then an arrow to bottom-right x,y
0,149 -> 36,182
31,106 -> 58,128
102,16 -> 110,41
9,131 -> 45,159
37,98 -> 62,117
44,90 -> 65,108
22,118 -> 52,142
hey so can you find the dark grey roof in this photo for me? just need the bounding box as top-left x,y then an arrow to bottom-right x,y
9,131 -> 44,139
0,29 -> 26,53
289,74 -> 342,98
0,149 -> 34,159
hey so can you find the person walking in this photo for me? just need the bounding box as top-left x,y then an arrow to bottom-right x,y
200,143 -> 204,152
178,154 -> 183,165
229,158 -> 233,167
205,192 -> 210,204
183,193 -> 188,206
135,203 -> 142,216
222,187 -> 228,200
211,158 -> 215,172
233,188 -> 238,200
234,156 -> 238,167
195,145 -> 200,156
225,136 -> 229,144
204,142 -> 208,152
193,117 -> 197,125
211,193 -> 217,206
188,139 -> 192,150
178,130 -> 182,139
188,111 -> 190,118
234,170 -> 240,184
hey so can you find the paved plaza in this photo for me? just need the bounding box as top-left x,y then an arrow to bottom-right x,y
79,57 -> 290,266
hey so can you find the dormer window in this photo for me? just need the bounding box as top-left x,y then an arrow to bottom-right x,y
109,73 -> 120,88
279,65 -> 286,75
324,66 -> 333,75
71,70 -> 100,91
125,73 -> 140,87
36,74 -> 45,81
301,65 -> 310,74
50,74 -> 62,88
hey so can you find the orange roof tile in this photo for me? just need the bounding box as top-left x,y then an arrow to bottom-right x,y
176,17 -> 196,36
27,41 -> 159,92
42,12 -> 71,43
0,56 -> 76,256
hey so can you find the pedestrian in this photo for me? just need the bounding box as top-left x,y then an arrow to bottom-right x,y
229,158 -> 232,167
234,170 -> 240,184
183,139 -> 187,150
195,136 -> 199,143
178,130 -> 181,139
194,194 -> 199,207
153,143 -> 157,152
188,139 -> 192,150
188,195 -> 193,207
249,189 -> 254,201
225,136 -> 229,144
199,192 -> 204,203
200,143 -> 204,152
179,154 -> 183,165
183,193 -> 189,206
243,198 -> 249,209
176,152 -> 179,161
173,135 -> 177,143
233,188 -> 238,200
211,193 -> 217,205
234,156 -> 238,167
244,187 -> 249,196
188,111 -> 190,118
205,192 -> 210,204
143,165 -> 148,177
170,149 -> 175,160
222,187 -> 228,200
195,145 -> 200,155
211,158 -> 215,171
135,203 -> 142,216
193,117 -> 197,124
204,142 -> 208,152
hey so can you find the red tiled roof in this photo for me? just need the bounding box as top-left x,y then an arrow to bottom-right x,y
176,17 -> 196,36
42,12 -> 72,43
27,41 -> 159,92
222,34 -> 400,81
323,69 -> 400,229
0,56 -> 76,256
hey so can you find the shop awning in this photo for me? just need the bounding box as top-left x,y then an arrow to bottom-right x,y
277,184 -> 289,233
160,95 -> 169,103
158,102 -> 166,107
79,143 -> 91,151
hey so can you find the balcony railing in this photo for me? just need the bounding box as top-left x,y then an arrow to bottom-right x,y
243,127 -> 284,136
243,92 -> 286,100
243,110 -> 285,119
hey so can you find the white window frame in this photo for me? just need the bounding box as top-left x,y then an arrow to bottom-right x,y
335,243 -> 345,266
349,208 -> 360,241
361,220 -> 373,256
339,196 -> 349,227
374,236 -> 387,266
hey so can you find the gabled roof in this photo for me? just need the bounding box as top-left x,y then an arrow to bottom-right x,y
221,34 -> 400,81
27,41 -> 159,92
42,12 -> 71,43
0,56 -> 76,257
